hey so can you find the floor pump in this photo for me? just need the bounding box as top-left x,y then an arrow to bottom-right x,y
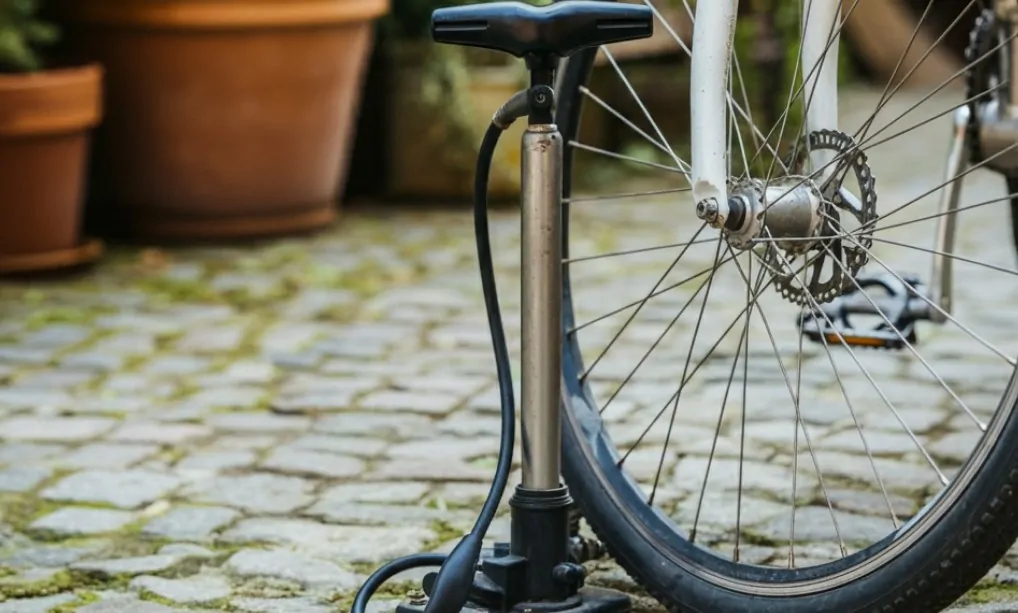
349,2 -> 654,612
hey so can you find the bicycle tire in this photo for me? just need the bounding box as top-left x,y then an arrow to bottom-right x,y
556,39 -> 1018,613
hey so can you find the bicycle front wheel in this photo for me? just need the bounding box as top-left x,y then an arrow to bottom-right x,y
555,2 -> 1018,611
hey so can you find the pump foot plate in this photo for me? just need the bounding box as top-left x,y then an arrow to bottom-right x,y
394,586 -> 631,613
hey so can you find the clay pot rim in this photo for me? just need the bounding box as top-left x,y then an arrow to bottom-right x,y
0,63 -> 102,90
0,62 -> 103,137
52,0 -> 389,30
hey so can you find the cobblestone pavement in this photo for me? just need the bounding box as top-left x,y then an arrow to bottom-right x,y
0,86 -> 1017,612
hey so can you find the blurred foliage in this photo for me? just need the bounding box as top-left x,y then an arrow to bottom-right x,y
0,0 -> 58,73
383,0 -> 541,161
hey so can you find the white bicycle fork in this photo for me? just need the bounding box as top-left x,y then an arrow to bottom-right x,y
690,0 -> 841,227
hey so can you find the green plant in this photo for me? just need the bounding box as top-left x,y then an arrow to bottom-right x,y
384,0 -> 540,167
0,0 -> 58,73
383,0 -> 468,41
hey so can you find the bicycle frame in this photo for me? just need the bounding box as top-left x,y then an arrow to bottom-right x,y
932,1 -> 1018,320
690,0 -> 840,228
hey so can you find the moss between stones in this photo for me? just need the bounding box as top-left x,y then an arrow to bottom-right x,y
137,589 -> 233,610
137,278 -> 220,305
0,494 -> 67,535
48,591 -> 101,612
331,579 -> 420,612
23,307 -> 103,331
955,578 -> 1018,605
424,519 -> 464,552
0,569 -> 75,599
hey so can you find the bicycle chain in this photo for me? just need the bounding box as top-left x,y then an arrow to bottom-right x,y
966,8 -> 999,164
769,130 -> 878,306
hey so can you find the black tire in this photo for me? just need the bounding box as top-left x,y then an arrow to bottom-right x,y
556,47 -> 1018,612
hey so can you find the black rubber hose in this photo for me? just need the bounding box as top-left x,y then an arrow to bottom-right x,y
349,122 -> 516,613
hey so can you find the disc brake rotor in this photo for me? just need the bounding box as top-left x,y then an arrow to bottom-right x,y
768,129 -> 878,305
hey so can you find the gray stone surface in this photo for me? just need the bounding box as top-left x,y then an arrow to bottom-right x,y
0,86 -> 1009,610
77,596 -> 211,612
59,443 -> 160,469
0,416 -> 116,441
231,597 -> 336,613
30,507 -> 135,535
72,554 -> 183,577
0,594 -> 77,613
225,548 -> 360,589
261,447 -> 365,479
130,575 -> 232,604
142,506 -> 240,541
41,469 -> 182,509
0,466 -> 50,492
185,473 -> 314,514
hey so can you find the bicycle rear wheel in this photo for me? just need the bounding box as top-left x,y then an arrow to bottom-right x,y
555,2 -> 1018,611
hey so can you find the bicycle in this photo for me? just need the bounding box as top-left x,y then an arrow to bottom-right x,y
353,1 -> 1018,611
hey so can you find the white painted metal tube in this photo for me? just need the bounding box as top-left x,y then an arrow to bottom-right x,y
802,0 -> 840,174
690,0 -> 738,226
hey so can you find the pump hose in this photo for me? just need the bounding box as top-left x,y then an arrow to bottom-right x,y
350,88 -> 530,613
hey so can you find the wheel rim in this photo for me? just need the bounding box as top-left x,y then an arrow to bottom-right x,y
558,0 -> 1018,594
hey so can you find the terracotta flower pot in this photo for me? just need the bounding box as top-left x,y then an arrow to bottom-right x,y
0,64 -> 104,273
51,0 -> 388,241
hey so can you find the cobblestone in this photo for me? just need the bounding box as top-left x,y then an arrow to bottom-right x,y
141,506 -> 240,541
0,86 -> 1009,611
130,574 -> 232,604
0,416 -> 116,441
231,597 -> 335,613
41,469 -> 182,509
225,549 -> 359,589
185,473 -> 315,514
30,507 -> 136,535
72,554 -> 184,577
0,594 -> 76,613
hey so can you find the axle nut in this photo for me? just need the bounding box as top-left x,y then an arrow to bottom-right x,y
695,198 -> 719,222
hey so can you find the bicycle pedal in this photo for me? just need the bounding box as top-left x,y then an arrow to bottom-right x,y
797,272 -> 931,350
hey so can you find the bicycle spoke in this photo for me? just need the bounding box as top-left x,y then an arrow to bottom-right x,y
578,224 -> 710,379
815,224 -> 985,430
565,186 -> 692,205
650,237 -> 727,505
569,248 -> 736,335
735,250 -> 753,563
868,190 -> 1018,234
616,249 -> 828,464
868,236 -> 1018,280
809,280 -> 902,529
578,85 -> 678,163
757,242 -> 948,483
600,257 -> 722,416
569,140 -> 690,175
838,233 -> 1016,366
732,250 -> 846,560
690,248 -> 766,544
857,81 -> 1009,156
601,47 -> 691,174
852,0 -> 979,147
564,237 -> 715,265
641,0 -> 788,171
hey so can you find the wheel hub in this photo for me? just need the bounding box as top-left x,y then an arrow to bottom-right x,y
720,130 -> 878,306
724,176 -> 824,252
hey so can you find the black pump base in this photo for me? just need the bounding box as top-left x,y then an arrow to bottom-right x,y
394,585 -> 631,613
394,485 -> 631,613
